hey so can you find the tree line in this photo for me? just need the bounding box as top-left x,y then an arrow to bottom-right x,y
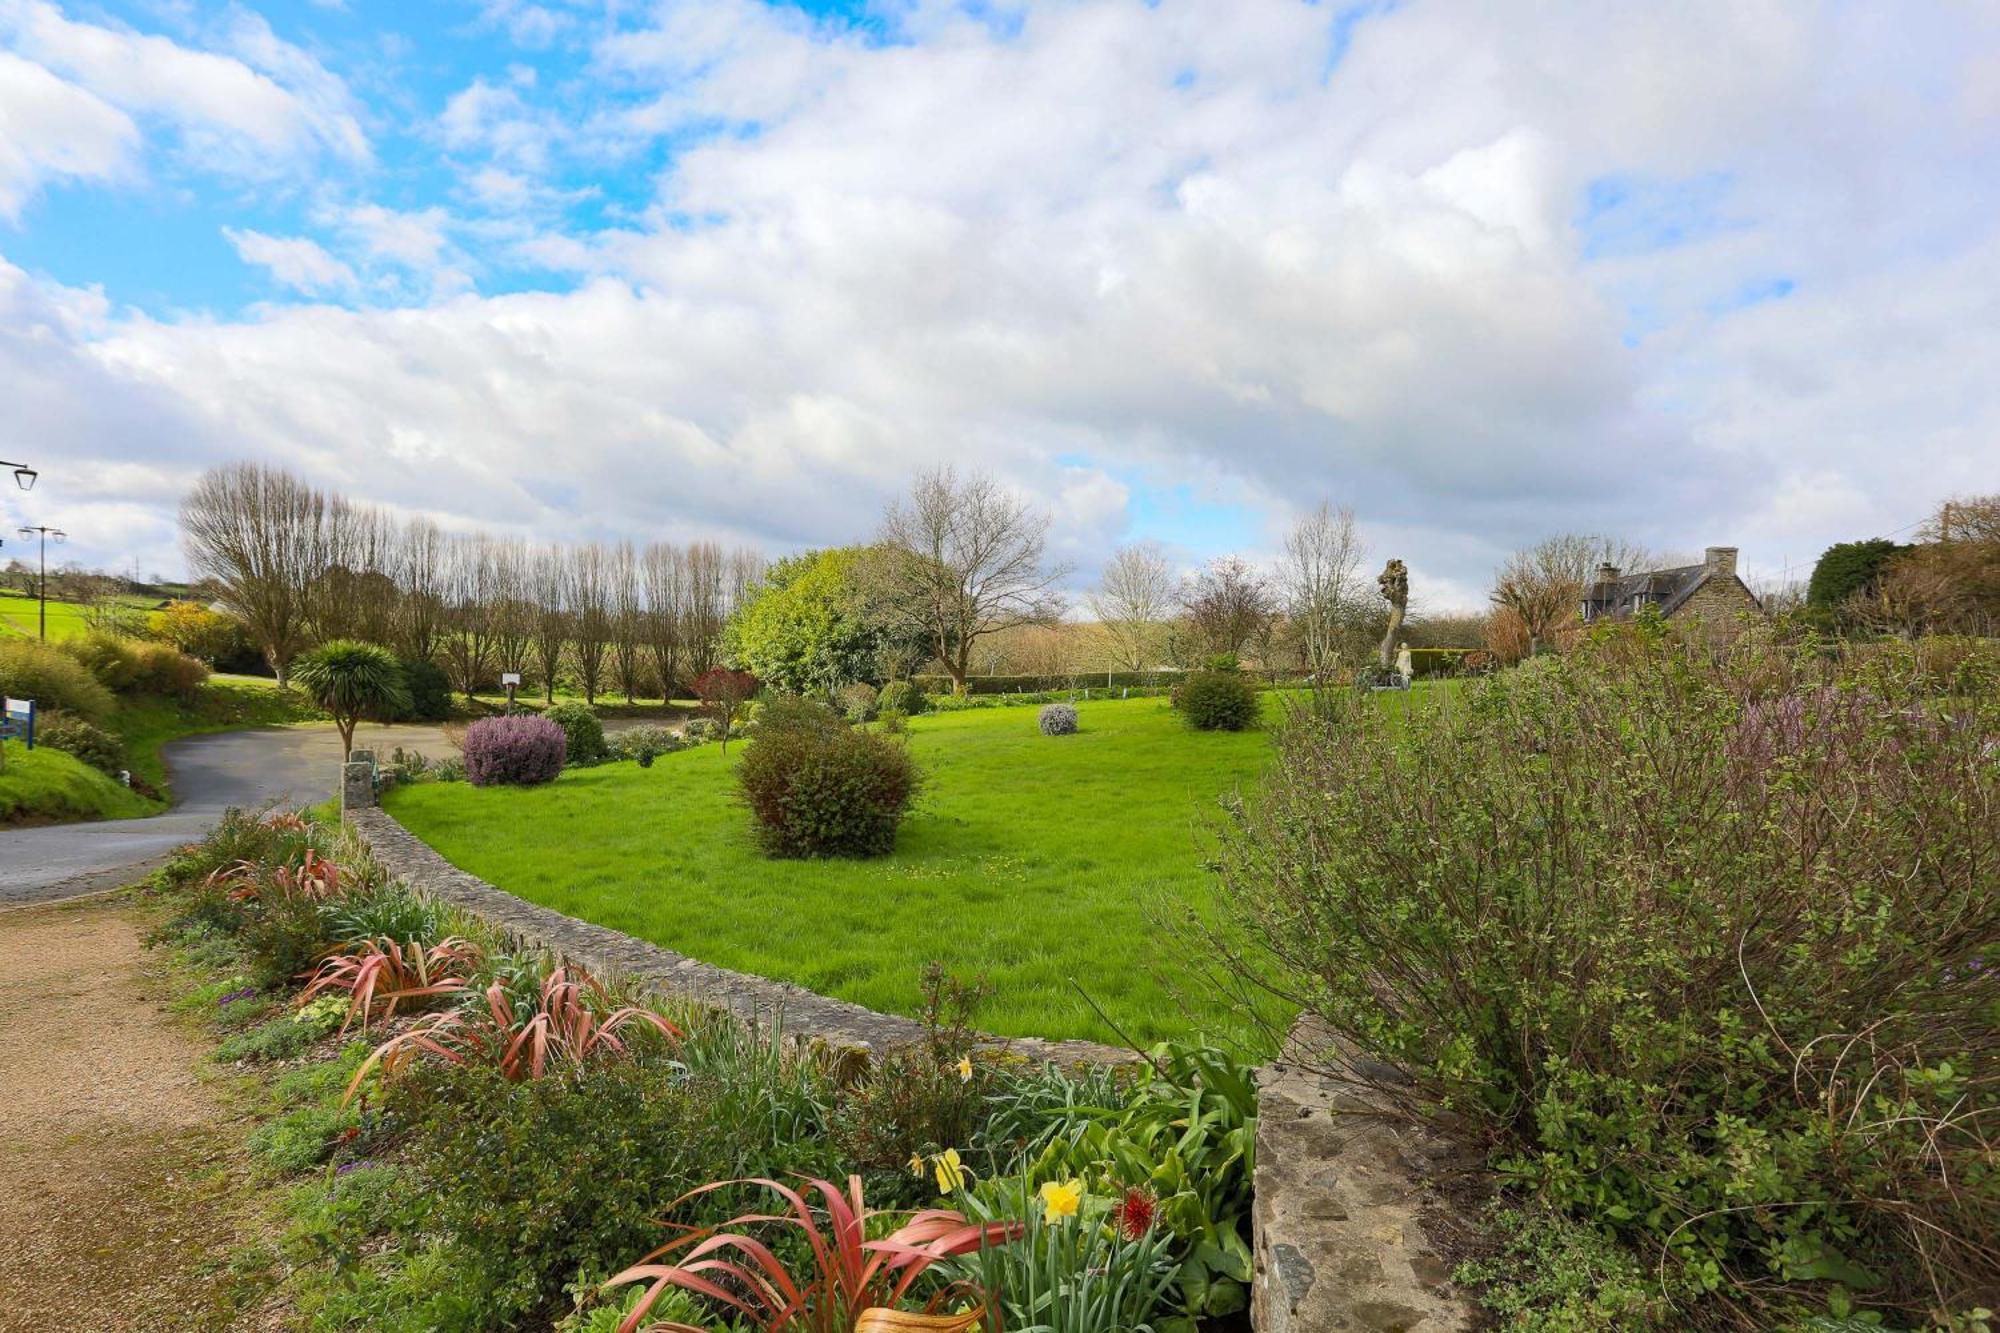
181,462 -> 761,700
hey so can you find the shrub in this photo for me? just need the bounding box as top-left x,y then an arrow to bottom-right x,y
59,631 -> 141,691
36,712 -> 127,776
396,1060 -> 771,1329
610,723 -> 683,765
1177,671 -> 1257,731
693,668 -> 759,752
736,721 -> 920,858
681,717 -> 720,745
129,640 -> 209,700
877,679 -> 928,716
463,715 -> 566,786
1036,702 -> 1078,736
1211,630 -> 2000,1324
753,694 -> 847,739
395,657 -> 454,722
0,637 -> 115,722
837,681 -> 879,723
147,600 -> 246,665
544,700 -> 607,765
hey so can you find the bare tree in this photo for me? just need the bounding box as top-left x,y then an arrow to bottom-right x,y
1180,556 -> 1272,660
440,535 -> 500,701
642,541 -> 688,700
1278,502 -> 1367,677
1491,533 -> 1655,655
1089,541 -> 1175,673
610,540 -> 647,703
530,544 -> 570,703
873,467 -> 1070,693
393,518 -> 448,664
488,539 -> 534,682
682,542 -> 727,680
180,462 -> 330,686
568,542 -> 614,704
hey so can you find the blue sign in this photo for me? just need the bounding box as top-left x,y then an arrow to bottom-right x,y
1,697 -> 34,747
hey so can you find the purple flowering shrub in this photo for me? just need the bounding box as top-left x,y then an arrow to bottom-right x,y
463,715 -> 566,787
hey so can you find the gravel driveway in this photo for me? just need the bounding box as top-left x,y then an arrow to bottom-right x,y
0,722 -> 452,907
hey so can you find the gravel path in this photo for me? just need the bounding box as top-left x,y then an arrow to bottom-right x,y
0,897 -> 253,1331
0,721 -> 452,907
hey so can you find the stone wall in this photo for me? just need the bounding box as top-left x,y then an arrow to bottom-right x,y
1252,1025 -> 1481,1332
345,805 -> 1129,1068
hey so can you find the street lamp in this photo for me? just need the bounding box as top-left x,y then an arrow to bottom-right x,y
17,525 -> 66,640
0,459 -> 34,491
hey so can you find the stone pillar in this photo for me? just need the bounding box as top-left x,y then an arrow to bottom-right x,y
342,749 -> 376,815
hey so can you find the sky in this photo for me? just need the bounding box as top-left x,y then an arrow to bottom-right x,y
2,0 -> 1997,612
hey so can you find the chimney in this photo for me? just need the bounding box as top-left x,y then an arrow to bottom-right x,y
1594,562 -> 1620,586
1704,546 -> 1738,577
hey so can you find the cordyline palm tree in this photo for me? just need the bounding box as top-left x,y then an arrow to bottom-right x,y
290,640 -> 411,759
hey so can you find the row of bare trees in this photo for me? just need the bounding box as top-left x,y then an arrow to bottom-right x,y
182,462 -> 759,699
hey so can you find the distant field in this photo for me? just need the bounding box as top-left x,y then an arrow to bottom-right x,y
0,592 -> 101,641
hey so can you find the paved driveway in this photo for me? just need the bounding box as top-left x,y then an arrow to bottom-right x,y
0,723 -> 452,907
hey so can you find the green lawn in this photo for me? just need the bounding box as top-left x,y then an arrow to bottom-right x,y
0,743 -> 155,824
0,591 -> 102,641
384,687 -> 1447,1050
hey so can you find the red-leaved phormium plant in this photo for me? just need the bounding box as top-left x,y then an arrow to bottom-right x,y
207,846 -> 349,903
344,966 -> 681,1101
300,935 -> 483,1032
462,714 -> 567,786
606,1174 -> 1019,1333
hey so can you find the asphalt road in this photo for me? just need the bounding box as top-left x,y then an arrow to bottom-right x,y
0,723 -> 451,907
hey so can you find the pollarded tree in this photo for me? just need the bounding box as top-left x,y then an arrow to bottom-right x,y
290,639 -> 410,759
568,542 -> 615,705
872,467 -> 1070,693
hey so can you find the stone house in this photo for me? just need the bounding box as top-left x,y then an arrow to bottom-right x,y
1580,546 -> 1764,630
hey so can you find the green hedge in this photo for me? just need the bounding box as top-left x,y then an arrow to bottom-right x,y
1405,648 -> 1471,678
913,670 -> 1309,695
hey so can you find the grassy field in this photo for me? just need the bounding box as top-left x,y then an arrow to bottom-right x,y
385,687 -> 1446,1049
0,592 -> 102,641
0,743 -> 156,823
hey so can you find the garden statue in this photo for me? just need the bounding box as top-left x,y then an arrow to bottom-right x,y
1376,558 -> 1409,672
1396,641 -> 1414,680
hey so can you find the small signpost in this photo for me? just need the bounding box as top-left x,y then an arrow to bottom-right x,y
501,671 -> 522,710
0,696 -> 34,772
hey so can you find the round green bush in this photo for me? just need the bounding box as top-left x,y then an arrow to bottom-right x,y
37,711 -> 128,776
0,638 -> 116,722
542,700 -> 607,765
395,657 -> 454,722
1179,670 -> 1258,731
877,679 -> 928,716
838,680 -> 879,723
737,722 -> 921,858
129,640 -> 209,701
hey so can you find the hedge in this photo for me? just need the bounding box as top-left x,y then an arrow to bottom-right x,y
912,670 -> 1312,695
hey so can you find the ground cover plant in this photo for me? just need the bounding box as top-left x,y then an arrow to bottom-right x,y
384,690 -> 1443,1045
1207,626 -> 2000,1328
139,807 -> 1257,1333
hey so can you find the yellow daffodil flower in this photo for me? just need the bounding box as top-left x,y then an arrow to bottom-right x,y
956,1055 -> 973,1083
934,1148 -> 966,1195
1039,1178 -> 1083,1224
908,1152 -> 925,1179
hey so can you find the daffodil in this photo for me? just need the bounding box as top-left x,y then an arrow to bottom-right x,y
956,1055 -> 973,1083
1039,1178 -> 1083,1225
908,1152 -> 926,1179
934,1148 -> 966,1195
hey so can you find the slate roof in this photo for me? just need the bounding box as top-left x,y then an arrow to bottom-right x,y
1581,562 -> 1715,622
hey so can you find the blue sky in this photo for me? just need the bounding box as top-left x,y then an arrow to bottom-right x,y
4,0 -> 1997,606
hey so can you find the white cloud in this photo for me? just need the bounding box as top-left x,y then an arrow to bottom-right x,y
0,0 -> 368,192
10,0 -> 2000,605
0,49 -> 137,217
222,227 -> 356,295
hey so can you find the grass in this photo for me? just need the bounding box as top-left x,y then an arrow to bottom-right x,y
385,687 -> 1448,1049
0,742 -> 155,823
0,590 -> 153,642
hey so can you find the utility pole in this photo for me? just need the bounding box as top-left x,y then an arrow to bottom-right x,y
17,525 -> 66,640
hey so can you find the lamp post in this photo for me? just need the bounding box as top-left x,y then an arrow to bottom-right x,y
0,460 -> 36,491
17,525 -> 66,641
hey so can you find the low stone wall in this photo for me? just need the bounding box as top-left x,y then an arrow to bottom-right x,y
1252,1026 -> 1482,1332
345,805 -> 1130,1068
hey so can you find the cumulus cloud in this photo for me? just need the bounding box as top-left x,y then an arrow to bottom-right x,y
222,228 -> 356,296
0,48 -> 137,217
11,0 -> 2000,604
